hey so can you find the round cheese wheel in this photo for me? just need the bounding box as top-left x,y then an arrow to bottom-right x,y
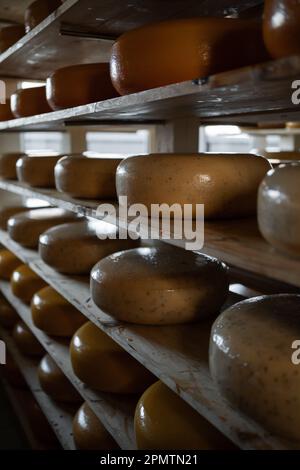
54,155 -> 121,199
0,204 -> 49,230
16,155 -> 62,188
38,353 -> 81,403
263,0 -> 300,59
2,352 -> 27,388
46,63 -> 118,111
0,25 -> 25,52
0,249 -> 22,280
31,286 -> 86,337
116,153 -> 271,219
210,294 -> 300,442
11,264 -> 47,304
39,220 -> 139,274
91,246 -> 229,325
0,152 -> 25,179
10,86 -> 52,118
7,207 -> 79,248
13,321 -> 44,357
70,321 -> 154,393
0,295 -> 18,329
73,402 -> 118,450
110,18 -> 269,95
286,122 -> 300,129
258,164 -> 300,256
25,0 -> 62,33
0,100 -> 14,121
135,380 -> 233,449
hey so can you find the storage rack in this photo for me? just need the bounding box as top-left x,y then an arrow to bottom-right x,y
0,0 -> 299,451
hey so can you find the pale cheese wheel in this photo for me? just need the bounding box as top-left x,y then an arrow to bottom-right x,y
70,321 -> 155,393
110,18 -> 269,95
0,25 -> 25,52
209,294 -> 300,442
116,153 -> 271,219
0,249 -> 22,280
13,321 -> 44,357
39,220 -> 139,274
46,63 -> 118,111
25,0 -> 62,32
8,208 -> 79,248
258,164 -> 300,256
91,246 -> 229,325
38,353 -> 81,403
135,380 -> 234,449
11,264 -> 47,304
16,154 -> 64,188
73,402 -> 118,450
0,100 -> 14,121
0,152 -> 25,179
0,295 -> 18,329
54,155 -> 122,199
31,286 -> 85,337
10,86 -> 52,118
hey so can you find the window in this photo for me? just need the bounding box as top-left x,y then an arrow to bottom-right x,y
21,132 -> 67,155
86,130 -> 150,157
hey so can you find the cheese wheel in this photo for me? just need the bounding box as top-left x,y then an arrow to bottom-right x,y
210,294 -> 300,442
116,153 -> 271,219
135,381 -> 233,449
46,63 -> 118,111
13,321 -> 44,357
10,86 -> 52,118
2,352 -> 27,388
0,152 -> 25,179
38,353 -> 81,403
110,18 -> 269,95
0,100 -> 14,121
31,286 -> 85,337
0,249 -> 22,280
0,204 -> 49,230
0,25 -> 25,52
11,264 -> 47,304
54,155 -> 121,199
286,122 -> 300,129
0,295 -> 18,329
263,0 -> 300,59
70,321 -> 155,393
8,208 -> 79,248
91,246 -> 229,325
258,164 -> 300,256
39,220 -> 139,274
16,155 -> 63,188
25,0 -> 62,33
73,402 -> 118,450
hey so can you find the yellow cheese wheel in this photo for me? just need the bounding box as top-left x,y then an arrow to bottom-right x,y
46,63 -> 118,111
70,321 -> 155,393
0,25 -> 25,52
25,0 -> 62,32
13,321 -> 44,357
73,402 -> 118,450
7,207 -> 79,248
110,18 -> 269,95
31,286 -> 86,337
116,153 -> 271,219
286,122 -> 300,129
11,264 -> 47,304
10,86 -> 52,118
16,155 -> 62,188
210,294 -> 300,442
0,152 -> 25,179
38,353 -> 81,403
54,155 -> 122,199
39,220 -> 139,274
0,295 -> 18,329
91,246 -> 229,325
135,381 -> 234,449
0,100 -> 15,121
0,249 -> 22,280
2,352 -> 27,388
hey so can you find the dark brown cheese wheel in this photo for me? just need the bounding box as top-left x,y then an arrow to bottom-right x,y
0,249 -> 22,280
0,295 -> 18,329
13,321 -> 44,357
0,204 -> 49,231
16,155 -> 62,188
0,152 -> 25,179
0,100 -> 15,121
10,86 -> 52,118
0,25 -> 25,52
11,264 -> 47,304
25,0 -> 62,33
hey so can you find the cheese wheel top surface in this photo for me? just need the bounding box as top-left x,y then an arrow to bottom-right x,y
31,286 -> 85,337
0,295 -> 18,329
0,249 -> 22,280
38,353 -> 81,403
46,63 -> 118,110
116,153 -> 271,219
0,100 -> 14,121
13,320 -> 44,357
0,25 -> 25,52
91,246 -> 229,325
39,220 -> 139,274
0,204 -> 49,231
73,402 -> 118,450
135,380 -> 234,450
110,18 -> 269,95
11,264 -> 47,304
54,155 -> 122,199
25,0 -> 62,32
0,152 -> 25,179
8,207 -> 79,248
210,294 -> 300,442
16,155 -> 62,188
70,321 -> 154,393
10,86 -> 52,118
